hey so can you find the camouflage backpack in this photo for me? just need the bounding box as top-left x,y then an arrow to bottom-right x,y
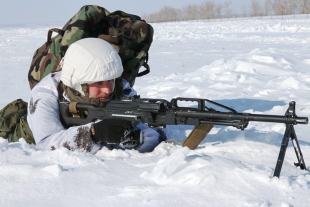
0,5 -> 153,144
0,99 -> 34,144
28,5 -> 153,98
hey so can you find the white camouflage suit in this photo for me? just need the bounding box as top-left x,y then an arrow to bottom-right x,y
27,38 -> 163,154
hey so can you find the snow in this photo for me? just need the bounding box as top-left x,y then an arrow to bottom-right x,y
1,17 -> 310,207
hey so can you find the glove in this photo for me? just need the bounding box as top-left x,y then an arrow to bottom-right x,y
134,127 -> 167,153
91,119 -> 142,148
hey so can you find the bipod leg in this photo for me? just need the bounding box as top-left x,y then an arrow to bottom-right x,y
273,124 -> 291,178
273,124 -> 307,178
290,126 -> 307,170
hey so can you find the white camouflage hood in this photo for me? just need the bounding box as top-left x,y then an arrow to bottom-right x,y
60,38 -> 123,95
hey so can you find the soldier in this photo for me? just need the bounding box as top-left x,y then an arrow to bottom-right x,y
26,38 -> 166,153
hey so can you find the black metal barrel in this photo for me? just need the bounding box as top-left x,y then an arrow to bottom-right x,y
175,111 -> 308,125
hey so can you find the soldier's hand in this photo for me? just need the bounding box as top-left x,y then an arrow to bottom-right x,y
91,119 -> 142,148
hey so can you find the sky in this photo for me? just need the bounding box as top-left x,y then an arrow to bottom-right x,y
1,14 -> 310,206
0,0 -> 250,26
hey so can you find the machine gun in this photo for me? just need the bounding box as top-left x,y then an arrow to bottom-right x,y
59,97 -> 308,177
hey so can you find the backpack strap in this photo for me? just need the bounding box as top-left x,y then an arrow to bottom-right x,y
47,28 -> 64,42
136,23 -> 153,77
108,10 -> 142,21
137,62 -> 150,77
97,34 -> 119,44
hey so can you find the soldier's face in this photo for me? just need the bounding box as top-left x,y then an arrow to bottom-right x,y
88,79 -> 115,100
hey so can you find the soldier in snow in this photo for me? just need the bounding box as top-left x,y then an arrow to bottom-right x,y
24,38 -> 166,153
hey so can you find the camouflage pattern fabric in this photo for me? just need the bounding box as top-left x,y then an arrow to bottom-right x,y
103,10 -> 153,88
0,99 -> 35,144
28,5 -> 154,99
28,5 -> 111,89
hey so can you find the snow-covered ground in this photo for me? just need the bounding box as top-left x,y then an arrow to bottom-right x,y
1,18 -> 310,207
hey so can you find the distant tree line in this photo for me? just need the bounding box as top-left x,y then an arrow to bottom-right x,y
141,0 -> 310,23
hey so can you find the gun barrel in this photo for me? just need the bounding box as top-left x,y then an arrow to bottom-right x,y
244,114 -> 308,124
175,111 -> 308,125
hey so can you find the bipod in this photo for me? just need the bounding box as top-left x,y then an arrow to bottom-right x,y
273,102 -> 307,178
